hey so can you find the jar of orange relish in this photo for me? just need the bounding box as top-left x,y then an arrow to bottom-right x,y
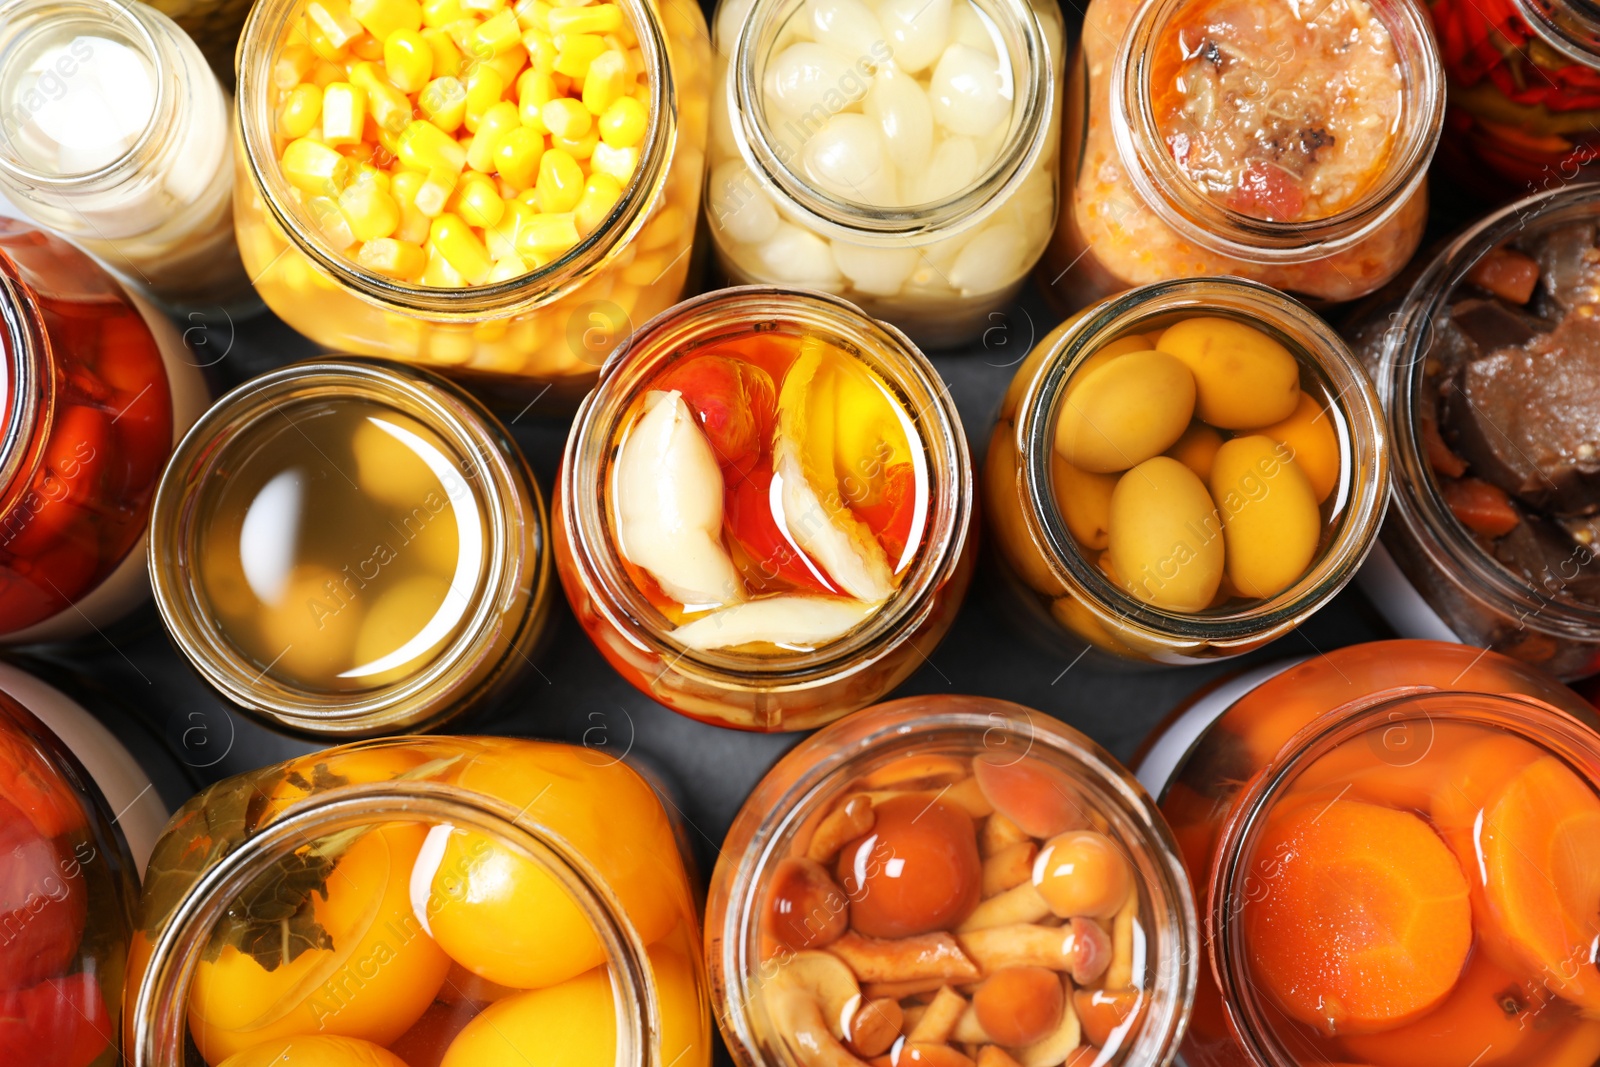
123,737 -> 711,1067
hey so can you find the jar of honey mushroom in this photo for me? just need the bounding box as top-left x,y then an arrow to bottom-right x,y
1136,639 -> 1600,1067
706,695 -> 1199,1067
556,286 -> 975,731
148,359 -> 552,738
123,737 -> 711,1067
0,219 -> 209,645
986,277 -> 1387,665
231,0 -> 710,407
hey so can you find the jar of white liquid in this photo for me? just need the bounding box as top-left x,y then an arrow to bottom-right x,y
0,0 -> 253,313
706,0 -> 1065,349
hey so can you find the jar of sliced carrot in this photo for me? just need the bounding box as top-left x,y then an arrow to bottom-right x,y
707,695 -> 1199,1067
1137,638 -> 1600,1067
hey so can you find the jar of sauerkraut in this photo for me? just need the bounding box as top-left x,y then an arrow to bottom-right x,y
1045,0 -> 1444,308
705,0 -> 1065,348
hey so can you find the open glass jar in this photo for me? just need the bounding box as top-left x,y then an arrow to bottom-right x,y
1043,0 -> 1442,308
1347,183 -> 1600,681
1136,639 -> 1600,1067
124,737 -> 710,1067
0,220 -> 209,646
557,286 -> 974,731
232,0 -> 709,406
707,695 -> 1198,1067
986,277 -> 1386,666
705,0 -> 1065,348
148,359 -> 552,738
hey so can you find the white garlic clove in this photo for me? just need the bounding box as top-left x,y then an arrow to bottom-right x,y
948,221 -> 1026,294
806,0 -> 888,64
832,240 -> 920,296
910,135 -> 980,203
929,43 -> 1010,138
670,595 -> 880,651
757,224 -> 843,286
765,42 -> 871,121
802,113 -> 896,203
614,390 -> 743,608
875,0 -> 951,73
950,0 -> 999,57
709,160 -> 781,245
865,64 -> 934,174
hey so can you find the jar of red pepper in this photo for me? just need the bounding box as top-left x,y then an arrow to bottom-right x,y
0,220 -> 207,643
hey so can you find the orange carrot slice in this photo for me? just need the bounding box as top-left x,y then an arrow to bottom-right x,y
1243,799 -> 1473,1035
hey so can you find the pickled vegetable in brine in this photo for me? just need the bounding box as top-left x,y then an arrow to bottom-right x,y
606,332 -> 929,653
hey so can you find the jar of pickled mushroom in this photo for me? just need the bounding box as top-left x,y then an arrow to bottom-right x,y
703,0 -> 1065,349
232,0 -> 709,407
1042,0 -> 1443,309
0,220 -> 209,645
123,737 -> 711,1067
1346,183 -> 1600,682
556,286 -> 975,731
0,0 -> 253,313
986,277 -> 1386,666
0,659 -> 168,1067
707,694 -> 1199,1067
1133,639 -> 1600,1067
148,358 -> 552,738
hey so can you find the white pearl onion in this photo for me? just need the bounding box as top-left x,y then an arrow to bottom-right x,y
766,42 -> 870,121
716,0 -> 761,50
709,160 -> 781,245
875,0 -> 951,74
758,223 -> 843,286
949,1 -> 998,57
948,221 -> 1025,293
929,43 -> 1009,137
865,64 -> 934,175
806,0 -> 888,63
910,135 -> 979,203
832,241 -> 920,295
803,113 -> 896,203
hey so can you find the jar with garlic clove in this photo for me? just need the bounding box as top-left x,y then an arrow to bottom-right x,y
704,0 -> 1065,349
556,286 -> 975,731
706,694 -> 1199,1067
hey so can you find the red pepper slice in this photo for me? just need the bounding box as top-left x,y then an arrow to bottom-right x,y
654,353 -> 776,472
849,462 -> 919,565
0,972 -> 109,1067
725,465 -> 834,594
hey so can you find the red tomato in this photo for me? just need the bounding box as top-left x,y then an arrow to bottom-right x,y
1227,161 -> 1306,222
836,794 -> 981,938
654,353 -> 776,471
0,972 -> 110,1067
92,311 -> 163,396
849,463 -> 918,564
41,406 -> 110,509
0,796 -> 87,989
725,466 -> 834,594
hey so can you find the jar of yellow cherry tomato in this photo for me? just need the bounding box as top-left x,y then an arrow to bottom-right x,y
986,277 -> 1387,665
707,694 -> 1199,1067
232,0 -> 710,408
124,737 -> 711,1067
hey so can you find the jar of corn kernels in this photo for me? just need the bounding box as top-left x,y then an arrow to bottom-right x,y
233,0 -> 709,409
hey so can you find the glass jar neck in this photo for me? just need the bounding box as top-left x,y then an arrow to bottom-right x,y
561,285 -> 972,691
727,0 -> 1053,244
1015,278 -> 1388,655
236,0 -> 678,318
128,780 -> 655,1067
1515,0 -> 1600,69
1379,183 -> 1600,638
1110,0 -> 1443,265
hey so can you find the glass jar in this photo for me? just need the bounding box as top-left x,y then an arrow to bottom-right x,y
1136,639 -> 1600,1067
1043,0 -> 1443,309
0,0 -> 253,313
1347,184 -> 1600,682
0,220 -> 209,645
0,660 -> 164,1067
986,277 -> 1387,666
123,737 -> 710,1067
704,0 -> 1065,349
232,0 -> 709,407
707,694 -> 1198,1067
141,0 -> 252,89
557,286 -> 974,732
148,358 -> 552,738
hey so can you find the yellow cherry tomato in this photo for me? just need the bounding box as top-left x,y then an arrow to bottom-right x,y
1210,435 -> 1322,599
1157,317 -> 1300,430
1165,422 -> 1224,482
1050,455 -> 1117,552
439,966 -> 617,1067
1257,392 -> 1340,502
262,744 -> 431,823
216,1035 -> 409,1067
1106,456 -> 1224,612
1055,351 -> 1196,474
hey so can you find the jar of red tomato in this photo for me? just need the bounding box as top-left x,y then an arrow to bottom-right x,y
0,219 -> 208,644
707,695 -> 1199,1067
1136,639 -> 1600,1067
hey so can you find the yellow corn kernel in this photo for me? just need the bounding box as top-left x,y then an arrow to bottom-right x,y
389,169 -> 434,241
516,69 -> 555,130
275,44 -> 317,89
589,141 -> 637,184
358,238 -> 428,280
306,195 -> 359,250
532,147 -> 583,212
485,199 -> 530,257
464,66 -> 506,132
454,173 -> 506,227
413,166 -> 459,216
493,125 -> 543,189
523,30 -> 557,73
461,0 -> 505,10
429,212 -> 493,283
338,179 -> 402,241
513,0 -> 549,31
421,0 -> 464,25
319,81 -> 366,145
304,18 -> 349,61
278,83 -> 323,139
351,0 -> 422,38
349,30 -> 386,60
398,119 -> 468,173
486,253 -> 529,283
553,33 -> 605,77
539,97 -> 590,139
597,94 -> 645,147
484,44 -> 528,86
282,137 -> 351,195
467,100 -> 520,172
580,48 -> 628,115
548,3 -> 621,35
422,246 -> 468,286
419,76 -> 468,132
309,59 -> 347,86
640,203 -> 685,250
420,27 -> 463,77
474,8 -> 523,54
550,126 -> 596,159
516,186 -> 539,207
307,0 -> 364,47
573,171 -> 621,235
515,211 -> 579,258
346,62 -> 409,134
381,29 -> 433,92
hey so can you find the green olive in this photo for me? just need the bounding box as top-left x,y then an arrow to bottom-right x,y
1157,317 -> 1300,429
1209,435 -> 1322,598
1050,456 -> 1117,551
1055,351 -> 1196,474
1107,456 -> 1224,612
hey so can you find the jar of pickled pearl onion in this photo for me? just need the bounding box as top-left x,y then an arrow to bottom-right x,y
705,0 -> 1065,349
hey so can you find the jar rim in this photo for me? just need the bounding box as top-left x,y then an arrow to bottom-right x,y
147,357 -> 549,737
0,257 -> 42,515
726,0 -> 1056,243
1109,0 -> 1444,264
560,285 -> 972,691
1378,182 -> 1600,636
1015,277 -> 1389,654
1515,0 -> 1600,69
234,0 -> 680,318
